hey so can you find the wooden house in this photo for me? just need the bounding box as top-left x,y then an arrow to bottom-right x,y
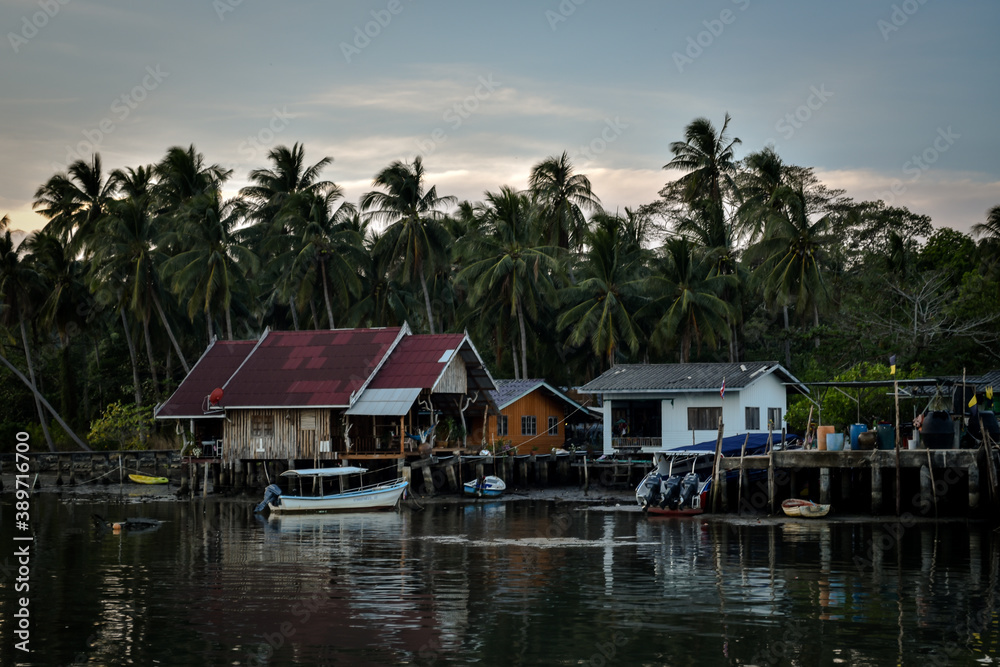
485,379 -> 600,454
154,324 -> 497,464
577,362 -> 805,454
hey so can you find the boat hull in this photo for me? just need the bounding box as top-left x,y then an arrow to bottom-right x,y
269,480 -> 407,513
781,499 -> 830,518
645,506 -> 704,517
129,474 -> 168,485
463,475 -> 506,497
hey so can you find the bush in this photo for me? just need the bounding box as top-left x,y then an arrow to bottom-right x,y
87,401 -> 154,450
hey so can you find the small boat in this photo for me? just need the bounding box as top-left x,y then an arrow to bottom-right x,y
781,498 -> 831,518
636,452 -> 711,516
464,475 -> 506,498
129,474 -> 169,485
257,467 -> 408,514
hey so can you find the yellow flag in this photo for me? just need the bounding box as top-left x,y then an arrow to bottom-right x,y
988,386 -> 994,400
969,394 -> 978,408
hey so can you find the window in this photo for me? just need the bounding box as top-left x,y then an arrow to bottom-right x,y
497,415 -> 508,436
767,407 -> 782,429
522,415 -> 537,436
301,410 -> 316,430
687,407 -> 722,431
548,416 -> 558,436
250,415 -> 274,438
745,407 -> 760,430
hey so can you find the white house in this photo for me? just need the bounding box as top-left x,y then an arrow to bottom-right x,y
577,362 -> 806,454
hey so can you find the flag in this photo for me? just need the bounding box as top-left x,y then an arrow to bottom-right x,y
720,378 -> 726,399
988,386 -> 994,400
889,354 -> 896,375
969,393 -> 978,409
970,392 -> 979,420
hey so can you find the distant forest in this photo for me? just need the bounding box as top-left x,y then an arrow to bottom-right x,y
2,113 -> 999,450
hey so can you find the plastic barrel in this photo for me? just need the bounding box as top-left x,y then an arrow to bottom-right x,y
920,411 -> 954,449
817,425 -> 835,450
876,423 -> 895,450
827,433 -> 845,451
850,423 -> 868,451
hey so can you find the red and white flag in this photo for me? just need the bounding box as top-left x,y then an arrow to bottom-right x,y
720,378 -> 726,399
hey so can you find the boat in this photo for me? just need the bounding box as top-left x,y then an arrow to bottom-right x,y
781,498 -> 831,518
636,452 -> 711,516
463,475 -> 506,497
129,474 -> 169,485
257,467 -> 408,514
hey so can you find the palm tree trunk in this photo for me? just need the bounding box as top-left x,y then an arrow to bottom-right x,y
419,267 -> 436,334
206,310 -> 214,343
783,304 -> 791,368
225,305 -> 233,340
121,309 -> 143,406
151,290 -> 190,373
309,299 -> 319,330
511,336 -> 521,380
813,301 -> 820,349
141,309 -> 160,399
20,317 -> 56,451
321,260 -> 335,329
516,300 -> 529,379
289,296 -> 299,330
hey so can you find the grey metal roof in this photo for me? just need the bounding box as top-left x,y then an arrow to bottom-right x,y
346,387 -> 422,416
577,362 -> 803,394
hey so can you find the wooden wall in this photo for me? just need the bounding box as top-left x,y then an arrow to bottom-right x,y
486,391 -> 567,453
223,408 -> 339,463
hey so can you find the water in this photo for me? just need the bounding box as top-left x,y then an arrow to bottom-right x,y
3,494 -> 1000,666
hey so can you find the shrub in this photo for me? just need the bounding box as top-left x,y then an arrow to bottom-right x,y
87,401 -> 154,450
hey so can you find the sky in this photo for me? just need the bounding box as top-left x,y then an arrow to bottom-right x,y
2,0 -> 999,238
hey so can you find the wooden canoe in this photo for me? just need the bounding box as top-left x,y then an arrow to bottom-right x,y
781,498 -> 830,518
129,474 -> 169,485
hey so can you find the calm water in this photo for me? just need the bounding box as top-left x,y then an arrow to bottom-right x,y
2,494 -> 1000,666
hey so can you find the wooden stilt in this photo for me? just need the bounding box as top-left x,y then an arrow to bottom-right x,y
871,466 -> 882,514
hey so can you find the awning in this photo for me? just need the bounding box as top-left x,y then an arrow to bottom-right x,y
346,387 -> 422,416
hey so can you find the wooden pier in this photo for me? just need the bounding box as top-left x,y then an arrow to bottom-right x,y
717,447 -> 996,516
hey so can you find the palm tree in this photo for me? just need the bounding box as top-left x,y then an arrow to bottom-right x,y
643,237 -> 735,363
557,211 -> 650,369
528,151 -> 601,251
735,146 -> 786,244
745,185 -> 833,362
663,114 -> 741,218
279,191 -> 364,329
348,230 -> 418,328
457,186 -> 560,377
160,191 -> 259,341
0,218 -> 56,450
361,156 -> 456,334
153,144 -> 232,213
32,154 -> 117,254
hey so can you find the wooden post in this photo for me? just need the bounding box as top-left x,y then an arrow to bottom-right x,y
538,457 -> 548,485
422,466 -> 435,496
203,462 -> 209,498
919,464 -> 933,514
583,454 -> 589,495
969,460 -> 980,510
894,371 -> 901,515
767,424 -> 775,515
820,467 -> 830,505
445,461 -> 459,491
737,434 -> 749,514
710,417 -> 725,513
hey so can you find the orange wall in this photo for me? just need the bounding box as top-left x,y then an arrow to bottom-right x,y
486,391 -> 567,453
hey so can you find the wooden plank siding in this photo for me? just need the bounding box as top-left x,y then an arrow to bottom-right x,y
223,408 -> 336,463
487,391 -> 567,453
434,355 -> 468,394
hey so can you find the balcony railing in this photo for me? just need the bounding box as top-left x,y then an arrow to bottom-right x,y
612,436 -> 661,451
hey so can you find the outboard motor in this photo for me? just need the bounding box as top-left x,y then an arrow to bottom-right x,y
678,473 -> 700,509
661,475 -> 681,510
254,483 -> 282,513
638,473 -> 661,510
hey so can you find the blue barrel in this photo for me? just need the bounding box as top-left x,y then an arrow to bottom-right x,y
827,433 -> 845,451
850,423 -> 868,450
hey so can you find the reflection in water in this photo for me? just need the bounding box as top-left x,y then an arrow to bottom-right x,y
1,496 -> 999,666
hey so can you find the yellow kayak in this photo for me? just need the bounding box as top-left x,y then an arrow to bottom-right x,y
129,474 -> 169,485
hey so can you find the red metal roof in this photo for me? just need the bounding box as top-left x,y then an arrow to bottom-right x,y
368,333 -> 467,390
155,341 -> 256,418
219,328 -> 402,407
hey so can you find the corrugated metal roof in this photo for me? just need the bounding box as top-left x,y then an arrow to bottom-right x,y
578,362 -> 802,394
346,387 -> 423,416
368,334 -> 466,390
155,340 -> 256,418
219,327 -> 402,408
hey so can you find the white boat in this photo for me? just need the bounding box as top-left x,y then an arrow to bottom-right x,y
259,467 -> 408,514
463,475 -> 506,497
